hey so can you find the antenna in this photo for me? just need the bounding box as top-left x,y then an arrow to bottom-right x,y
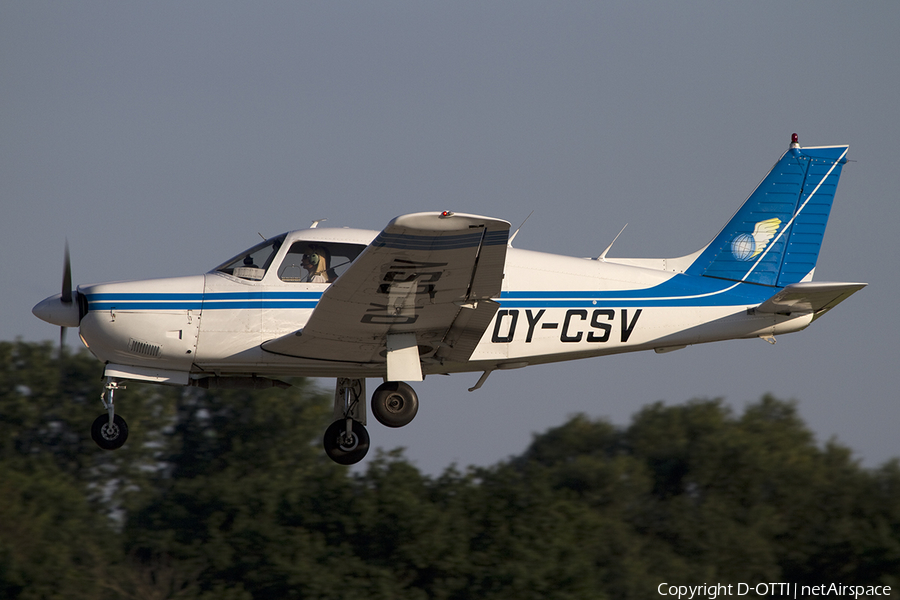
508,210 -> 534,247
310,219 -> 327,229
597,224 -> 628,261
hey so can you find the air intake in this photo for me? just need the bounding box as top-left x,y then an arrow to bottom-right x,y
128,339 -> 161,357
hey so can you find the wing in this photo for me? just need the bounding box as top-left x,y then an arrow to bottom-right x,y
750,217 -> 782,258
262,212 -> 510,380
755,281 -> 866,316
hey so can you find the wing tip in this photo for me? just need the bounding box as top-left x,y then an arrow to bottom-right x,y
389,212 -> 510,232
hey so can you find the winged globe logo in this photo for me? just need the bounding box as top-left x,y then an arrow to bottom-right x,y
731,217 -> 782,261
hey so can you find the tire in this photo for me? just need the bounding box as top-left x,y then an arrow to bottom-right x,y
91,414 -> 128,450
323,419 -> 370,465
371,381 -> 419,428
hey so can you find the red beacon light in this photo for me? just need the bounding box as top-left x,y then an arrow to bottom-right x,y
440,211 -> 454,217
791,133 -> 799,145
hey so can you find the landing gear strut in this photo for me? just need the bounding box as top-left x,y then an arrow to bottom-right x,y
91,378 -> 129,450
323,378 -> 370,465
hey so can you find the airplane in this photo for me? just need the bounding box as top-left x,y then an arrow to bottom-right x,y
33,134 -> 866,465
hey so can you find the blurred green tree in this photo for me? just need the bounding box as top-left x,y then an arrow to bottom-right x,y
124,380 -> 364,598
0,459 -> 116,600
2,341 -> 898,598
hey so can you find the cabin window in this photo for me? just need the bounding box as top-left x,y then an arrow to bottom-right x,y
214,234 -> 286,281
278,242 -> 365,283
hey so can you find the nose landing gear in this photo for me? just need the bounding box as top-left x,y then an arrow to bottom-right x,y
91,378 -> 129,450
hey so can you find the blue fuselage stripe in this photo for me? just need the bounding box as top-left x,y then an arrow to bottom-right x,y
84,276 -> 772,312
89,301 -> 319,310
499,299 -> 738,308
90,302 -> 205,311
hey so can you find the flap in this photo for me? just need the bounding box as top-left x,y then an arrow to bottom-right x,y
755,282 -> 867,315
262,212 -> 509,369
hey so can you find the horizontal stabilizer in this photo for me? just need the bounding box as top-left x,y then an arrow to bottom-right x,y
755,282 -> 866,316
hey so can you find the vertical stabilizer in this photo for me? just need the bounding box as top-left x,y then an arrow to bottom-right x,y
686,136 -> 848,287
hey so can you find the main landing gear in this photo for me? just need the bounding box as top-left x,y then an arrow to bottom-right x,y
371,381 -> 419,428
91,378 -> 129,450
323,379 -> 420,465
323,378 -> 370,465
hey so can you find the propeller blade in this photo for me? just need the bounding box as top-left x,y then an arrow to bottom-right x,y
61,241 -> 73,304
60,326 -> 68,350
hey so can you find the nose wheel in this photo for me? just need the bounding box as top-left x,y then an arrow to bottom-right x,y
91,378 -> 128,450
91,414 -> 128,450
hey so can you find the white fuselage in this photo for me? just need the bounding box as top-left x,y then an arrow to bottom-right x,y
74,226 -> 812,386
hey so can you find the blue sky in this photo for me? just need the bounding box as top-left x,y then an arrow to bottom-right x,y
2,2 -> 898,474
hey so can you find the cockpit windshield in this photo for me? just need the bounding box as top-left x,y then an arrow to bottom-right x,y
214,234 -> 286,281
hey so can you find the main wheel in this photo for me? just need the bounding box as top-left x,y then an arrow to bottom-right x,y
371,381 -> 419,428
323,419 -> 370,465
91,414 -> 129,450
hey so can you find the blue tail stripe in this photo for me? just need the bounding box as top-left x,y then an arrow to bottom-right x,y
686,144 -> 848,287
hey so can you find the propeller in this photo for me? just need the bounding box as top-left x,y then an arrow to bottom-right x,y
32,241 -> 84,344
60,241 -> 73,349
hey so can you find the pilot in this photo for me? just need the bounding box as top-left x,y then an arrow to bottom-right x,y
301,245 -> 331,283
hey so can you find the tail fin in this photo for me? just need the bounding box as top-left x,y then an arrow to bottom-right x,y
686,136 -> 849,287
